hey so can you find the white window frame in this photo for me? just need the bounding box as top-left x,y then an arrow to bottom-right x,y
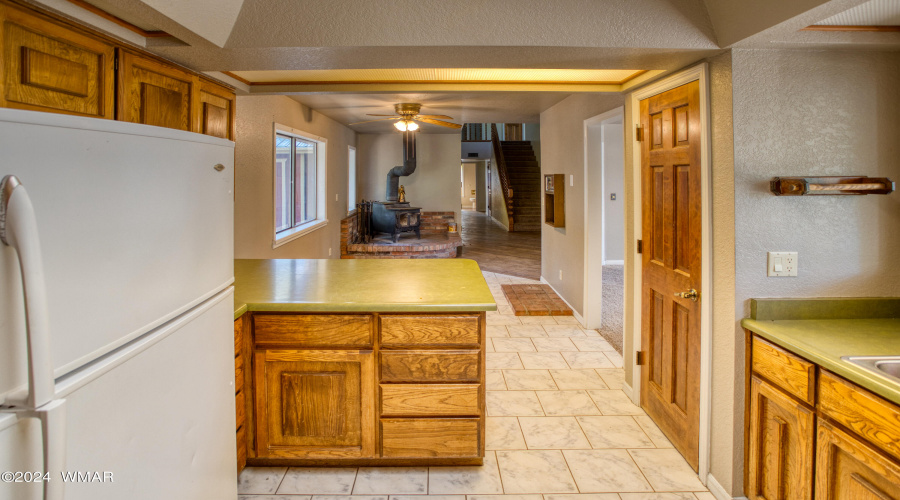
348,145 -> 357,213
272,123 -> 328,248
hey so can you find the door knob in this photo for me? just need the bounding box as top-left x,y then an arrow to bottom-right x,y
674,289 -> 699,302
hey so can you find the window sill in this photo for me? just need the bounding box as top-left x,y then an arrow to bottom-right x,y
273,219 -> 328,249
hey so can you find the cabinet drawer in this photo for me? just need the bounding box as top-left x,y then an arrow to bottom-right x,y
381,384 -> 479,417
234,316 -> 243,355
381,315 -> 480,347
381,350 -> 480,383
752,336 -> 815,404
254,314 -> 374,347
234,354 -> 244,394
819,370 -> 900,461
235,390 -> 245,431
381,418 -> 480,458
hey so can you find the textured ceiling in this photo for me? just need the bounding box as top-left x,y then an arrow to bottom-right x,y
814,0 -> 900,25
285,93 -> 572,134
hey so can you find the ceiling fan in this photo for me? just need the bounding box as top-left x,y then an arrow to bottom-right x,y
349,103 -> 462,131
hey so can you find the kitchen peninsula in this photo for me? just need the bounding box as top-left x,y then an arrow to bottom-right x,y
232,259 -> 496,469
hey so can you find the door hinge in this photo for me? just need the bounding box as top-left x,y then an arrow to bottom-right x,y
636,351 -> 646,366
636,239 -> 643,254
635,126 -> 644,142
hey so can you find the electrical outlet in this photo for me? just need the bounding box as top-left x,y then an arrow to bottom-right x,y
559,270 -> 563,280
328,247 -> 333,256
569,175 -> 574,187
767,251 -> 798,277
335,193 -> 339,201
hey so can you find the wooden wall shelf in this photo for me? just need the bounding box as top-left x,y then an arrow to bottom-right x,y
544,174 -> 565,228
771,176 -> 895,196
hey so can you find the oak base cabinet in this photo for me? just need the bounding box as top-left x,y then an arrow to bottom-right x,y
254,349 -> 375,459
745,332 -> 900,500
247,312 -> 486,466
816,421 -> 900,500
747,376 -> 815,500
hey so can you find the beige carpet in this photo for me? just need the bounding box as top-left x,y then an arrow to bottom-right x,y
597,265 -> 624,354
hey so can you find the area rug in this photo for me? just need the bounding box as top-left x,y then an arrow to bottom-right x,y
500,284 -> 574,316
597,265 -> 624,354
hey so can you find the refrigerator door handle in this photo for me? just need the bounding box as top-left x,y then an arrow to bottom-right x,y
0,175 -> 55,409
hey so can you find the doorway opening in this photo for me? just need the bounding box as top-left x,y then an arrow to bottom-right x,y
583,107 -> 625,355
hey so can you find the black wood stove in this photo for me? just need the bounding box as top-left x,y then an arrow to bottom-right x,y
372,201 -> 421,242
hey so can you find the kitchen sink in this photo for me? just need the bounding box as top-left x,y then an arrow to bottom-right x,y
842,356 -> 900,384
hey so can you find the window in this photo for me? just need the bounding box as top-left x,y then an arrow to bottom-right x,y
274,125 -> 327,246
348,145 -> 357,212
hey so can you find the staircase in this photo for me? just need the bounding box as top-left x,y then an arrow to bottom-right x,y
501,140 -> 542,231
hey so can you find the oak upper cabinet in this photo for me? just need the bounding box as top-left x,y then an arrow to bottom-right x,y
117,49 -> 197,131
0,3 -> 114,118
199,79 -> 235,140
816,420 -> 900,500
253,349 -> 376,459
747,376 -> 815,500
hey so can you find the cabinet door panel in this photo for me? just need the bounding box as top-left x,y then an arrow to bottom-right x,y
255,350 -> 375,459
118,50 -> 196,131
380,350 -> 480,383
816,420 -> 900,500
747,376 -> 815,500
0,4 -> 114,117
199,79 -> 235,139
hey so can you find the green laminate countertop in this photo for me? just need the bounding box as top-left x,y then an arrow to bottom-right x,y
233,258 -> 497,319
742,298 -> 900,405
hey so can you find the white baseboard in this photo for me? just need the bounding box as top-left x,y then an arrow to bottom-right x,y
603,259 -> 624,265
623,382 -> 639,405
539,276 -> 585,326
706,473 -> 745,500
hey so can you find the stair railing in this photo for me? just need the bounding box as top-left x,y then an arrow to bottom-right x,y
490,123 -> 514,230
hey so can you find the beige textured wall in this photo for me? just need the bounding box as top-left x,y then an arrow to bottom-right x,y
539,93 -> 625,315
727,48 -> 900,494
357,133 -> 464,222
490,146 -> 509,229
234,95 -> 356,258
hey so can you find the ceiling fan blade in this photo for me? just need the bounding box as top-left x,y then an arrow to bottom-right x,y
349,117 -> 400,125
416,114 -> 454,119
365,114 -> 400,117
416,117 -> 463,129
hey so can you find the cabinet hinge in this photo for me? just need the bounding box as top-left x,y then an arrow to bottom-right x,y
636,239 -> 643,254
635,126 -> 644,142
636,351 -> 646,366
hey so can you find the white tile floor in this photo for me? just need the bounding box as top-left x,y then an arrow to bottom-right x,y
239,272 -> 714,500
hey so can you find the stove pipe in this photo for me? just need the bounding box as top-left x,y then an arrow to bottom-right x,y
385,130 -> 416,201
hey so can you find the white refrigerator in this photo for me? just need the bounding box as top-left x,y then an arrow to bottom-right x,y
0,108 -> 237,499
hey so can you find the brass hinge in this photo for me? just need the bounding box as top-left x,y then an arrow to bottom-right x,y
636,351 -> 646,366
635,126 -> 644,142
636,239 -> 643,254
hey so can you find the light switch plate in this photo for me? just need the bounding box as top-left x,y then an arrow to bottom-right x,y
767,251 -> 798,277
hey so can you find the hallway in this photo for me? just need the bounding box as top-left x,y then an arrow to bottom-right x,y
460,210 -> 541,281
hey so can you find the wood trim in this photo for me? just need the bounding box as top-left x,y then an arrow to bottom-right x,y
222,70 -> 252,86
801,25 -> 900,32
224,70 -> 650,87
62,0 -> 170,37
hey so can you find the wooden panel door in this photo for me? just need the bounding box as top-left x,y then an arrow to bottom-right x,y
640,79 -> 702,470
747,376 -> 815,500
254,349 -> 375,459
0,3 -> 114,118
199,79 -> 235,139
815,420 -> 900,500
118,49 -> 197,131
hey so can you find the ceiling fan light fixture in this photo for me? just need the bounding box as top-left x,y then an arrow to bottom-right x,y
394,120 -> 408,131
406,121 -> 419,131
